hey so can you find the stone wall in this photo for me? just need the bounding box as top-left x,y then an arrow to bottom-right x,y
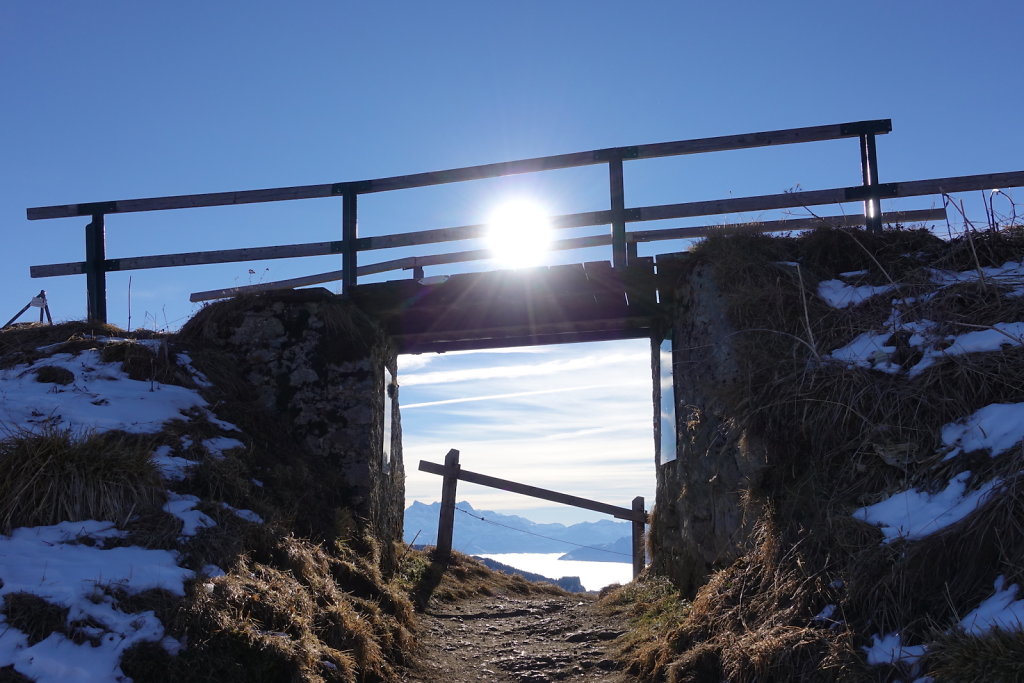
649,259 -> 768,597
179,289 -> 404,570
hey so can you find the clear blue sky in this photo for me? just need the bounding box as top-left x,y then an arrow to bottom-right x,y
3,1 -> 1022,522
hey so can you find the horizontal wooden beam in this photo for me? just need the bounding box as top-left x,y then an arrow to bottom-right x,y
31,239 -> 346,278
628,119 -> 890,161
356,210 -> 611,251
27,184 -> 339,220
629,207 -> 947,243
393,315 -> 654,349
189,270 -> 344,301
27,120 -> 890,219
360,120 -> 892,195
635,171 -> 1022,223
892,171 -> 1024,198
418,459 -> 646,522
359,234 -> 616,277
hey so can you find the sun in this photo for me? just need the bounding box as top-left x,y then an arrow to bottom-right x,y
485,200 -> 554,269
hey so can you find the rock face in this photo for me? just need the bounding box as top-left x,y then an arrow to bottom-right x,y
180,289 -> 404,569
650,259 -> 767,597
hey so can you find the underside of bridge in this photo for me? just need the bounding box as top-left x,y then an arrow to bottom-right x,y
350,255 -> 686,354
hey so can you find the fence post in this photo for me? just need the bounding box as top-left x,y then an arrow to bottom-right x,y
84,214 -> 107,322
341,190 -> 358,294
859,133 -> 883,233
631,496 -> 645,579
435,448 -> 461,562
608,154 -> 628,269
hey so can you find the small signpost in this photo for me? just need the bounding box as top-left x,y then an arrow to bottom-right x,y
420,449 -> 649,579
4,290 -> 53,328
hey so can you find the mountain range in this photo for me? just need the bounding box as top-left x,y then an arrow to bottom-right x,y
403,500 -> 631,556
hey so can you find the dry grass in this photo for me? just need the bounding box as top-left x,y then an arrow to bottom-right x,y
99,339 -> 196,387
932,224 -> 1024,271
0,321 -> 163,369
1,593 -> 68,646
399,549 -> 565,611
0,428 -> 165,533
625,224 -> 1024,680
599,576 -> 692,678
925,627 -> 1024,682
121,534 -> 417,683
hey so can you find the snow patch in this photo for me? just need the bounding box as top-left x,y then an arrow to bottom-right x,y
221,502 -> 264,524
818,279 -> 895,309
0,350 -> 206,434
202,436 -> 244,460
163,492 -> 216,537
941,403 -> 1024,460
960,576 -> 1024,635
853,472 -> 1001,542
0,521 -> 193,683
151,444 -> 199,481
862,632 -> 927,668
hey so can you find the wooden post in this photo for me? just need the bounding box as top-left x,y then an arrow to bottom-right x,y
860,133 -> 882,232
632,496 -> 645,579
342,191 -> 358,294
608,155 -> 627,270
435,448 -> 460,562
84,214 -> 107,322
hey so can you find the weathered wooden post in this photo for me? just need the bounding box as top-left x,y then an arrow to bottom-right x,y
435,448 -> 461,562
84,214 -> 107,322
608,153 -> 628,270
859,131 -> 883,233
631,496 -> 646,579
341,190 -> 358,295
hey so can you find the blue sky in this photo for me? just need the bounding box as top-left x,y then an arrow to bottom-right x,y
3,1 -> 1022,522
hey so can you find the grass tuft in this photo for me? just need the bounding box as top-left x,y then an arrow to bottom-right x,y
1,592 -> 68,646
600,576 -> 692,679
0,428 -> 164,532
925,627 -> 1024,681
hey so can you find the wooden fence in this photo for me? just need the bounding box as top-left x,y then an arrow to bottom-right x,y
420,449 -> 648,579
24,117 -> 1011,322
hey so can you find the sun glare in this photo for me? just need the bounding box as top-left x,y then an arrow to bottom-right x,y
485,200 -> 554,268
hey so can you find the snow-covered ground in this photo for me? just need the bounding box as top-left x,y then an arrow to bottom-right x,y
0,336 -> 249,682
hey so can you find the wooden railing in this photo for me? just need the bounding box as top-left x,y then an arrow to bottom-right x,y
420,449 -> 649,579
25,117 -> 1020,322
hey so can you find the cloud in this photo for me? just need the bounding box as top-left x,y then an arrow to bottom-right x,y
402,383 -> 623,409
400,350 -> 649,387
397,346 -> 549,374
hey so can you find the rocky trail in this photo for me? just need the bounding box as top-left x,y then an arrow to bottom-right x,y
400,594 -> 637,683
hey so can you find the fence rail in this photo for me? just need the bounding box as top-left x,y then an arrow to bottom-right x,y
420,450 -> 648,579
27,120 -> 892,220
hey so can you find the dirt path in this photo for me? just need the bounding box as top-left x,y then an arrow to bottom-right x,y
400,593 -> 637,683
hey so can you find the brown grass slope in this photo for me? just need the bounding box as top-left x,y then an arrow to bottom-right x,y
607,224 -> 1024,682
0,303 -> 568,682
